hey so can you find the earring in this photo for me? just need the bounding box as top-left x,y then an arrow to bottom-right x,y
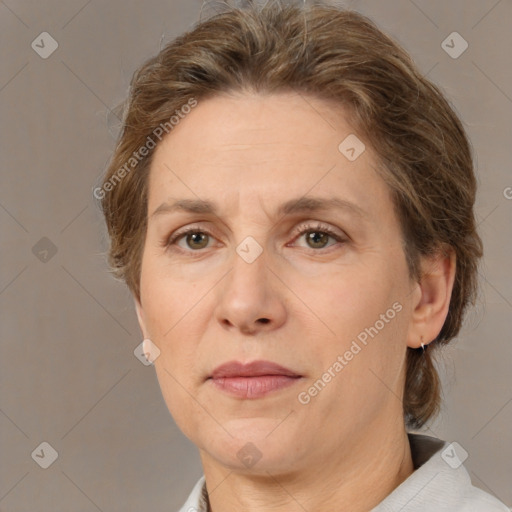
420,335 -> 426,351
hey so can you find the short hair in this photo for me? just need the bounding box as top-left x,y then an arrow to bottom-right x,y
97,0 -> 483,429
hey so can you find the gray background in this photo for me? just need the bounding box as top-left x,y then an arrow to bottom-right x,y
1,0 -> 511,510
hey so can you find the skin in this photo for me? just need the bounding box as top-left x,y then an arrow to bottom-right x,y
134,91 -> 456,512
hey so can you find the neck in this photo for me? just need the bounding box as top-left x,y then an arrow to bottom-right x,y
200,425 -> 414,512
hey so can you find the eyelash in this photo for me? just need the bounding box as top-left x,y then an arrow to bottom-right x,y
162,222 -> 347,255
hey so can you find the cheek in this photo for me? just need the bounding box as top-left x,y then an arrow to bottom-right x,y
139,263 -> 204,388
144,280 -> 207,436
297,258 -> 409,396
294,262 -> 396,341
153,361 -> 209,445
139,254 -> 206,337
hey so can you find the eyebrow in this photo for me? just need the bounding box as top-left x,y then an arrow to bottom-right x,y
150,196 -> 368,220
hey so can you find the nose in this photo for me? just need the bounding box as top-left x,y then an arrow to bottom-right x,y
214,243 -> 287,335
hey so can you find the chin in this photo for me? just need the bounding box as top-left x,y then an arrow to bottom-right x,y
200,422 -> 304,474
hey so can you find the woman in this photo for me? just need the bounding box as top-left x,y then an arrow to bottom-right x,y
97,2 -> 509,510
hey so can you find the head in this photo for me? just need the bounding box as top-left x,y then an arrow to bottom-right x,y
97,1 -> 482,474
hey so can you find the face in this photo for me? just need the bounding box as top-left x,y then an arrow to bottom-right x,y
135,91 -> 420,476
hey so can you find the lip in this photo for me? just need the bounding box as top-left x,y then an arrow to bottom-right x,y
207,360 -> 302,399
209,360 -> 301,379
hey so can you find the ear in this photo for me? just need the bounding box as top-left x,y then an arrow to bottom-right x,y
133,295 -> 150,339
407,247 -> 456,349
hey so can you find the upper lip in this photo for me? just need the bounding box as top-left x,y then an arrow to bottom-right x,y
209,360 -> 301,379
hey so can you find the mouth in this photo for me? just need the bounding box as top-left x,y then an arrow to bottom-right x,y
207,360 -> 303,399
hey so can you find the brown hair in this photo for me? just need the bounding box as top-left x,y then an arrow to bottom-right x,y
97,0 -> 483,429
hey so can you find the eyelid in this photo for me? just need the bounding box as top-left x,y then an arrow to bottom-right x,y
291,221 -> 346,241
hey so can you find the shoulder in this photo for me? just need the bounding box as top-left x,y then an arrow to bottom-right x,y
372,434 -> 509,512
459,485 -> 511,511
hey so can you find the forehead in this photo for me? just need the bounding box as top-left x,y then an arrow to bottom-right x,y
146,92 -> 392,221
153,91 -> 350,159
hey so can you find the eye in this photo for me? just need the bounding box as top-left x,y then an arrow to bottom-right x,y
179,231 -> 210,250
162,222 -> 347,255
291,222 -> 346,251
164,227 -> 214,252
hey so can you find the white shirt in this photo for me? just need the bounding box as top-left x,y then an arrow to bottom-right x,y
177,434 -> 509,511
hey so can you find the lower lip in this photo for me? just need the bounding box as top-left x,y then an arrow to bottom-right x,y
209,375 -> 301,399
